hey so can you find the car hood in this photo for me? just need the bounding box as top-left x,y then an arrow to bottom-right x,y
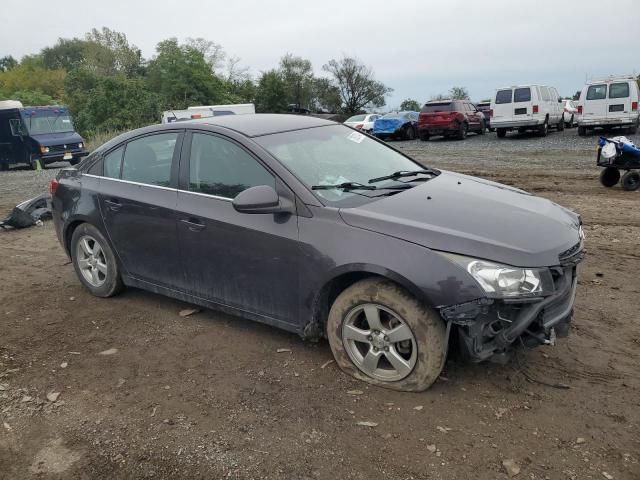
31,131 -> 83,147
339,171 -> 582,267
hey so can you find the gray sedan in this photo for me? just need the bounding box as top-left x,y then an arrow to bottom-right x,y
51,114 -> 584,391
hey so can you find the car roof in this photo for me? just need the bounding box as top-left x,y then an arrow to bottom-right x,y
188,113 -> 336,137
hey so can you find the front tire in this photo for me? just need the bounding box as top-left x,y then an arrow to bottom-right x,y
419,131 -> 430,141
405,126 -> 416,141
599,167 -> 620,187
71,223 -> 124,297
496,128 -> 507,138
327,278 -> 447,392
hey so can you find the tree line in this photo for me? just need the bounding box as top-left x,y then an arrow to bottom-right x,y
0,28 -> 392,136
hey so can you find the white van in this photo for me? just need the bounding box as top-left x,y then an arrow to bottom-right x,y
161,103 -> 255,124
576,76 -> 639,136
490,85 -> 564,138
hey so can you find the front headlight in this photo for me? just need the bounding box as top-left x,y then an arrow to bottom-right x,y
78,142 -> 84,149
443,253 -> 554,298
40,146 -> 50,154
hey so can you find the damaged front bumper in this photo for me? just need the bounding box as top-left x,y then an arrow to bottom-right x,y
441,264 -> 579,363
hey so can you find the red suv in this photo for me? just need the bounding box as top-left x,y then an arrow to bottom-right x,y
418,100 -> 486,140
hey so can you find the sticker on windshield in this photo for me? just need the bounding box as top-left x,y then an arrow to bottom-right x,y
347,131 -> 365,144
62,119 -> 71,123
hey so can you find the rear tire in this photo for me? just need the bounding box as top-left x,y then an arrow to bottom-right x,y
327,278 -> 447,392
599,167 -> 620,187
557,116 -> 565,131
478,120 -> 486,134
578,126 -> 587,136
538,119 -> 549,137
630,119 -> 639,135
71,223 -> 124,297
405,126 -> 416,141
621,171 -> 640,191
456,122 -> 468,140
496,128 -> 507,138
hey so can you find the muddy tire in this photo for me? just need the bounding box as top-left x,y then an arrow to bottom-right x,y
71,223 -> 124,297
496,128 -> 507,138
621,171 -> 640,191
599,167 -> 620,188
327,278 -> 446,392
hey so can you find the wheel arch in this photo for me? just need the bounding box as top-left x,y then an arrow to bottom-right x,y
305,264 -> 429,340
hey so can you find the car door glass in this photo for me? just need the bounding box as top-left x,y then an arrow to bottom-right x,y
514,87 -> 532,103
122,133 -> 178,186
495,89 -> 512,104
586,85 -> 607,100
188,132 -> 274,199
609,83 -> 629,99
103,146 -> 124,179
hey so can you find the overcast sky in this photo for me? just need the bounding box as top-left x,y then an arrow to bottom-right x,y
2,0 -> 638,109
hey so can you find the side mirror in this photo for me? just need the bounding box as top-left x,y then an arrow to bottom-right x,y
232,185 -> 295,215
558,98 -> 563,103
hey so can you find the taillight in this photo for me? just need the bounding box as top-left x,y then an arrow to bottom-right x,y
532,105 -> 539,114
578,105 -> 583,114
489,109 -> 493,118
355,124 -> 364,129
632,102 -> 638,111
49,179 -> 59,196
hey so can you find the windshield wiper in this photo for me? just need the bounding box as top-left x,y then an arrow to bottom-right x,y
312,182 -> 377,191
368,169 -> 439,184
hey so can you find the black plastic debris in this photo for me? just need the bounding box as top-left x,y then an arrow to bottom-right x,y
0,193 -> 52,230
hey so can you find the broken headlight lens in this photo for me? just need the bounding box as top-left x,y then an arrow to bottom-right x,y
443,253 -> 554,298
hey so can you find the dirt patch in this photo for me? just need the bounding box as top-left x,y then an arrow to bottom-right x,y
1,131 -> 639,479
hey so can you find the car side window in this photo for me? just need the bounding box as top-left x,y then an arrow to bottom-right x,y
495,89 -> 512,104
103,147 -> 124,179
9,119 -> 26,136
586,85 -> 607,100
609,83 -> 629,99
122,133 -> 178,187
188,132 -> 274,199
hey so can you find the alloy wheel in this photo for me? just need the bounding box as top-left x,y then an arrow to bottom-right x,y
342,303 -> 418,381
75,235 -> 108,287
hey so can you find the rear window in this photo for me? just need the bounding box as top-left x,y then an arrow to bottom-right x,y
421,102 -> 454,112
609,82 -> 630,99
586,85 -> 607,100
514,88 -> 531,103
346,114 -> 366,122
495,90 -> 512,104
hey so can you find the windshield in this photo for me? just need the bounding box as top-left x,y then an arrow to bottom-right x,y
20,112 -> 76,135
255,125 -> 426,207
346,114 -> 366,122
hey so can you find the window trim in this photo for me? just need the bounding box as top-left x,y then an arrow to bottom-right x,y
179,129 -> 277,200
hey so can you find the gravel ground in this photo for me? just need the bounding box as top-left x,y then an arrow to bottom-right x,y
1,128 -> 639,479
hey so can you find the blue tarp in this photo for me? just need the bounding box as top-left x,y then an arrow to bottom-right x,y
373,118 -> 404,134
599,136 -> 640,157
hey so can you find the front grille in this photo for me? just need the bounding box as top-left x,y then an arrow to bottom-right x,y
559,241 -> 584,267
49,143 -> 79,152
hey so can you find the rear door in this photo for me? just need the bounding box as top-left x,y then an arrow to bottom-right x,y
513,87 -> 532,119
607,82 -> 632,122
583,83 -> 608,120
175,130 -> 300,325
98,131 -> 184,287
492,88 -> 514,122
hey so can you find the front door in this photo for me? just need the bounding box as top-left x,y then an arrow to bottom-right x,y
176,131 -> 300,325
99,131 -> 183,287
